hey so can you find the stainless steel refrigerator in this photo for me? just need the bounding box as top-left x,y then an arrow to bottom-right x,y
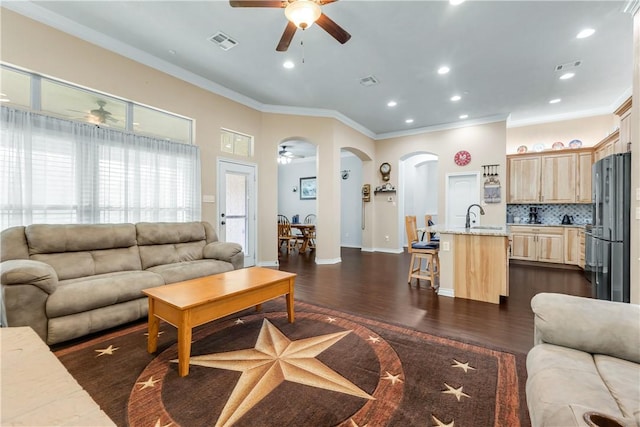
585,152 -> 631,302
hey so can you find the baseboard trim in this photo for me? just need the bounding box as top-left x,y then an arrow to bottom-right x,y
374,248 -> 404,254
316,257 -> 342,265
509,259 -> 583,271
437,288 -> 455,298
258,260 -> 279,267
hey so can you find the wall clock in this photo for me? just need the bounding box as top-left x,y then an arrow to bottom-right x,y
454,150 -> 471,166
379,162 -> 391,181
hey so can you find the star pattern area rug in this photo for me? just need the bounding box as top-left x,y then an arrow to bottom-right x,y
54,300 -> 530,427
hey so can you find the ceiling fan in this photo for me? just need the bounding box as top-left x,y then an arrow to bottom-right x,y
279,145 -> 304,158
70,100 -> 118,124
89,100 -> 117,124
229,0 -> 351,52
278,145 -> 304,163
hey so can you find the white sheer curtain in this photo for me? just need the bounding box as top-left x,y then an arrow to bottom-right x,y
1,106 -> 201,229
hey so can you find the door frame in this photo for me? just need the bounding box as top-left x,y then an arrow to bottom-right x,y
445,172 -> 481,227
217,157 -> 257,267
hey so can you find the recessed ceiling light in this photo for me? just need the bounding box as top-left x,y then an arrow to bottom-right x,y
405,119 -> 414,124
387,100 -> 397,107
459,114 -> 468,119
283,61 -> 295,69
576,28 -> 595,39
450,0 -> 465,5
450,95 -> 461,102
437,66 -> 450,75
168,49 -> 176,55
560,72 -> 575,80
549,98 -> 561,104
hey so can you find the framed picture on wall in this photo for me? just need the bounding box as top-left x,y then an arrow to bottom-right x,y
300,177 -> 317,200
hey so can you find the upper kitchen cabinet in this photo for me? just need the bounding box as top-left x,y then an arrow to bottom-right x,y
541,153 -> 576,203
508,156 -> 541,203
614,97 -> 632,153
593,97 -> 632,162
508,149 -> 592,204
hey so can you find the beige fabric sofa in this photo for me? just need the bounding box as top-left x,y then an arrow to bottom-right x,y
526,293 -> 640,427
0,221 -> 243,345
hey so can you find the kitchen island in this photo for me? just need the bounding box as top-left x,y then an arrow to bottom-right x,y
431,225 -> 510,304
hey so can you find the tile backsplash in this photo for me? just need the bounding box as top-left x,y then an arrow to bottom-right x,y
507,204 -> 592,225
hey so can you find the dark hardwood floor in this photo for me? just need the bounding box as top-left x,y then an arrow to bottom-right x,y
277,247 -> 593,354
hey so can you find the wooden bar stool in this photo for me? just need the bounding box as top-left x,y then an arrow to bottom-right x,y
405,215 -> 440,288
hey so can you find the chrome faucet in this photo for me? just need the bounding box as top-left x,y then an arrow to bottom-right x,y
465,204 -> 485,229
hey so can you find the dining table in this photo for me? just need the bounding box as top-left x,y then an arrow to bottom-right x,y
290,223 -> 316,252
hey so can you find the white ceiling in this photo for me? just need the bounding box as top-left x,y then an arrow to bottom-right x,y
5,1 -> 635,139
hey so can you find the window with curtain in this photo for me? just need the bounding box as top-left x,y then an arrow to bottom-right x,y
1,106 -> 201,229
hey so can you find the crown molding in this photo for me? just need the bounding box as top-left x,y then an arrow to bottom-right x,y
507,87 -> 633,128
375,113 -> 509,140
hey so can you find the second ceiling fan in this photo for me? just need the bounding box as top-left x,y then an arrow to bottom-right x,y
229,0 -> 351,52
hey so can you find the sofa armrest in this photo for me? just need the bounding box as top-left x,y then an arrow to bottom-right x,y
1,259 -> 58,293
531,293 -> 640,363
203,242 -> 244,270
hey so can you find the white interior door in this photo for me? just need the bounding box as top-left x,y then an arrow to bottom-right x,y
218,160 -> 256,267
446,172 -> 480,227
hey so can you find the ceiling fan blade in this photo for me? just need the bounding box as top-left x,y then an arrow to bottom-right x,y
229,0 -> 285,7
316,13 -> 351,44
276,21 -> 297,52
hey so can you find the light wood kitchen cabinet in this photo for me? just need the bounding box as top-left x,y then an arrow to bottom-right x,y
615,97 -> 632,154
509,226 -> 564,264
576,152 -> 592,203
511,232 -> 537,260
540,153 -> 576,203
508,156 -> 541,203
564,227 -> 582,266
594,131 -> 618,162
508,150 -> 591,204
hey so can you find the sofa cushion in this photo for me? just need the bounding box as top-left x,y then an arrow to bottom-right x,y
138,241 -> 206,270
594,354 -> 640,420
146,259 -> 234,284
46,271 -> 164,318
25,224 -> 136,254
136,222 -> 206,245
32,247 -> 142,281
526,343 -> 624,427
0,226 -> 29,261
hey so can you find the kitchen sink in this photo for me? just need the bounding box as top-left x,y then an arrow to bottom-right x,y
471,226 -> 504,230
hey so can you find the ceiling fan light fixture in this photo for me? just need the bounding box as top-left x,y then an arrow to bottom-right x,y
285,0 -> 321,30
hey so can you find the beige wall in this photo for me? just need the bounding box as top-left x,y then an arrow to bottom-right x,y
506,114 -> 616,154
376,121 -> 507,250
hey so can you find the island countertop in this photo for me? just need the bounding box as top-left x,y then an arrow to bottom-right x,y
425,224 -> 510,237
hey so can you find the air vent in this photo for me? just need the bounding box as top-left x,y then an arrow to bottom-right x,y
555,60 -> 582,72
359,75 -> 379,87
208,32 -> 238,51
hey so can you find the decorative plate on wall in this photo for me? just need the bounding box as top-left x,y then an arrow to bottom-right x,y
533,143 -> 545,152
454,150 -> 471,166
552,141 -> 564,150
517,145 -> 528,154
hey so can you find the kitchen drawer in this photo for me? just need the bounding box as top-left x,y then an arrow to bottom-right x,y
510,225 -> 564,235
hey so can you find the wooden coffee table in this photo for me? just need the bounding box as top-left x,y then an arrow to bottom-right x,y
142,267 -> 296,376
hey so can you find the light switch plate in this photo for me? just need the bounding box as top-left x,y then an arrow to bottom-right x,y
203,195 -> 215,203
636,188 -> 640,201
442,241 -> 450,251
636,207 -> 640,220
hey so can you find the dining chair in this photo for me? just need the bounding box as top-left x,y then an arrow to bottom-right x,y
405,215 -> 440,287
303,214 -> 317,250
423,215 -> 440,242
277,215 -> 297,253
